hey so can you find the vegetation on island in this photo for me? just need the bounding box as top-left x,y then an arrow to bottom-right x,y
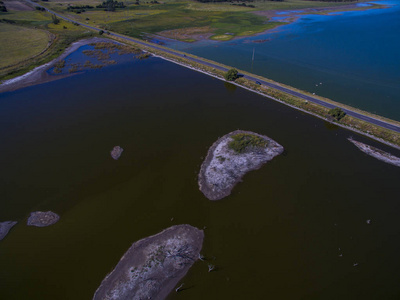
228,133 -> 268,153
48,41 -> 142,74
328,107 -> 346,121
224,68 -> 239,81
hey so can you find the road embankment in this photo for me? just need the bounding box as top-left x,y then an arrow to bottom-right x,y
6,1 -> 400,149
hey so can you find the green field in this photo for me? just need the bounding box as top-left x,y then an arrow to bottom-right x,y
39,0 -> 363,41
0,23 -> 50,68
0,0 -> 370,79
0,9 -> 93,80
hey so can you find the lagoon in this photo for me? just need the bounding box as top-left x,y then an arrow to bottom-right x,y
161,1 -> 400,121
0,46 -> 400,299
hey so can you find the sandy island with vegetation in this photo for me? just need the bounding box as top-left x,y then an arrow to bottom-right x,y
348,138 -> 400,167
199,130 -> 284,200
93,224 -> 204,300
0,221 -> 17,241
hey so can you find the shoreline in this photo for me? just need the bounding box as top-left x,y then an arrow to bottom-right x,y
0,37 -> 111,93
152,52 -> 400,151
3,34 -> 400,152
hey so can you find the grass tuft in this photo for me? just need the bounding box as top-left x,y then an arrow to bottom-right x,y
228,133 -> 268,153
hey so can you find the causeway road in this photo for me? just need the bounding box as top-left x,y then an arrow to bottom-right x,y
23,0 -> 400,134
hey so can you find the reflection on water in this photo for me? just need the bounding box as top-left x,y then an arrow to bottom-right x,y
0,50 -> 400,300
223,81 -> 237,94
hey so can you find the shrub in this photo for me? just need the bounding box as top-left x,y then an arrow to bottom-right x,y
224,68 -> 239,81
52,14 -> 60,24
228,133 -> 268,153
138,53 -> 150,59
328,107 -> 346,121
99,30 -> 104,35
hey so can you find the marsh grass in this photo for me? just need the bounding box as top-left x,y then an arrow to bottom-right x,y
110,9 -> 281,39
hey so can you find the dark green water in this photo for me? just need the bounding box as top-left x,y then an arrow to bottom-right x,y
1,53 -> 400,299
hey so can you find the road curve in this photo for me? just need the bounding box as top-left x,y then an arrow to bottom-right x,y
23,0 -> 400,134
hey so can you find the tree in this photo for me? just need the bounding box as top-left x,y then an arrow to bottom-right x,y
224,68 -> 239,81
0,2 -> 7,12
328,107 -> 346,121
96,0 -> 125,11
99,30 -> 104,35
52,14 -> 60,24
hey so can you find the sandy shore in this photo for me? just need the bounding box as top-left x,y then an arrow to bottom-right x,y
348,138 -> 400,167
0,37 -> 113,93
93,224 -> 204,300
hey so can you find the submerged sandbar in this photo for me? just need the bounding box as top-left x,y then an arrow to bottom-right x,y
348,138 -> 400,167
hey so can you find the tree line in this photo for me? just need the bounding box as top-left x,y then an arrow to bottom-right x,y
96,0 -> 126,11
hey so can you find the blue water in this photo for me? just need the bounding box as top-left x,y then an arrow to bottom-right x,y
162,1 -> 400,120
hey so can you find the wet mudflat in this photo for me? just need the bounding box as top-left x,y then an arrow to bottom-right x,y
0,52 -> 400,299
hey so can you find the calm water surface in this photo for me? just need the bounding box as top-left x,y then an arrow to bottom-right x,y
0,50 -> 400,299
161,0 -> 400,121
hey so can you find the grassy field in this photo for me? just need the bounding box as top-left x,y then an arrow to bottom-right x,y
0,8 -> 93,81
38,0 -> 366,41
0,23 -> 50,68
109,8 -> 282,40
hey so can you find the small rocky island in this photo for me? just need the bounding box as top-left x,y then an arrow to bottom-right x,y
348,138 -> 400,167
111,146 -> 123,160
27,211 -> 60,227
199,130 -> 284,200
0,221 -> 17,241
93,224 -> 204,300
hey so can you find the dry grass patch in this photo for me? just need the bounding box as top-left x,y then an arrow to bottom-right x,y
210,34 -> 233,41
3,0 -> 34,11
185,2 -> 251,12
159,26 -> 213,41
